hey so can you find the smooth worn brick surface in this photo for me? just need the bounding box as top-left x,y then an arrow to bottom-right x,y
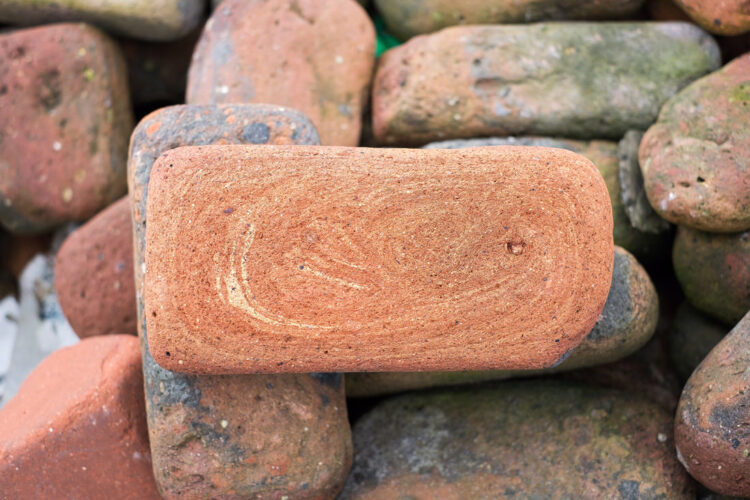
0,23 -> 132,234
372,23 -> 719,145
145,145 -> 614,374
55,196 -> 136,338
187,0 -> 375,146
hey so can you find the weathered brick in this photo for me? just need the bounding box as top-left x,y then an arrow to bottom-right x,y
0,335 -> 160,499
0,0 -> 203,41
129,104 -> 352,499
0,24 -> 133,234
675,0 -> 750,35
55,197 -> 135,338
187,0 -> 375,146
340,381 -> 693,499
372,23 -> 719,145
145,145 -> 614,374
675,311 -> 750,497
376,0 -> 645,41
673,226 -> 750,325
640,54 -> 750,233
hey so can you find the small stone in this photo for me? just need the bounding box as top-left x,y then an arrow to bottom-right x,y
130,103 -> 351,499
187,0 -> 375,146
55,197 -> 136,338
0,24 -> 133,234
0,0 -> 203,41
145,146 -> 613,374
339,381 -> 694,499
673,226 -> 750,325
376,0 -> 645,41
674,0 -> 750,35
347,246 -> 658,397
675,311 -> 750,497
0,335 -> 160,498
640,54 -> 750,232
372,22 -> 720,145
668,302 -> 728,381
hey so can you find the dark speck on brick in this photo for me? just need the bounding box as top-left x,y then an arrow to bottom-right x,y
242,122 -> 271,144
618,480 -> 640,500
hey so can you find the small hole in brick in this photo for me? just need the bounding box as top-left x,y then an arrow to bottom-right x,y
697,177 -> 705,183
165,352 -> 171,357
507,241 -> 525,255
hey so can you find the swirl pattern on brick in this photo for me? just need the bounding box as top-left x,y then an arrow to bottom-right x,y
145,146 -> 614,373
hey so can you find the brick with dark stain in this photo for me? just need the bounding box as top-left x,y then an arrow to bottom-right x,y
675,311 -> 750,497
0,23 -> 133,234
129,103 -> 351,499
339,380 -> 694,499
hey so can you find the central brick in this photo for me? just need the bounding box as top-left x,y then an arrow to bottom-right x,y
145,145 -> 614,374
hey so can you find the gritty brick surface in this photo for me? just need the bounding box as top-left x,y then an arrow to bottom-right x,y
145,145 -> 613,374
0,335 -> 160,499
0,23 -> 132,234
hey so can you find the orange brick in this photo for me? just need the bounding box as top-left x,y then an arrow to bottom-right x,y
145,145 -> 614,374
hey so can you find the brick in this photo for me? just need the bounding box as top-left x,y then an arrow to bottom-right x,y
55,197 -> 136,338
426,136 -> 671,263
0,335 -> 160,499
0,23 -> 133,234
339,381 -> 693,499
129,104 -> 352,499
640,54 -> 750,233
372,23 -> 720,145
673,226 -> 750,325
187,0 -> 375,146
346,246 -> 657,397
0,0 -> 203,41
675,311 -> 750,496
675,0 -> 750,35
145,145 -> 614,374
376,0 -> 645,41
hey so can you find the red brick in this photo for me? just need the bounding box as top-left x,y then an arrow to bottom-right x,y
0,335 -> 160,499
0,23 -> 133,234
675,312 -> 750,496
640,54 -> 750,232
675,0 -> 750,35
187,0 -> 375,146
56,197 -> 136,338
145,145 -> 614,374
